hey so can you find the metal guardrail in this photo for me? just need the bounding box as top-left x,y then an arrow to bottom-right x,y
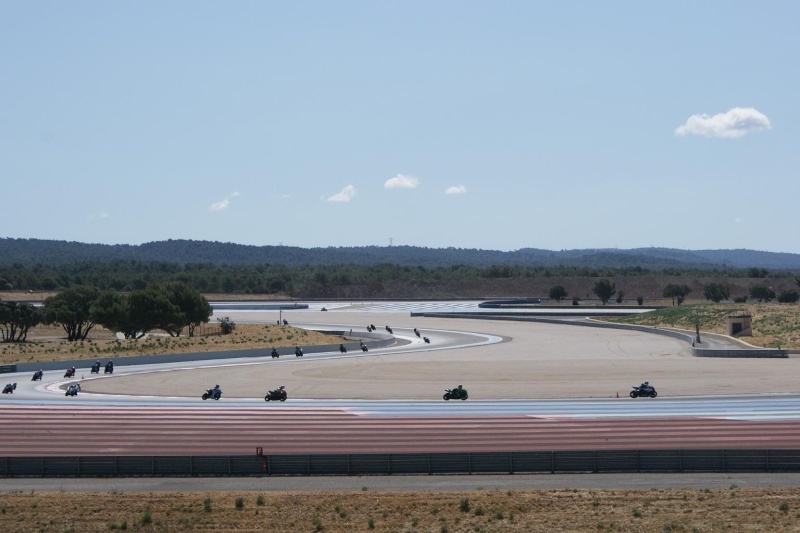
3,449 -> 800,477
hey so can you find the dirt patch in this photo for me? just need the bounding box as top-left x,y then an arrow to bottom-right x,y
0,487 -> 797,532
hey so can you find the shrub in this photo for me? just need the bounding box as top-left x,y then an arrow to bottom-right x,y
217,316 -> 236,334
235,497 -> 244,510
733,296 -> 748,303
256,495 -> 265,506
203,497 -> 212,512
778,290 -> 800,304
139,506 -> 151,525
636,296 -> 643,306
460,498 -> 471,512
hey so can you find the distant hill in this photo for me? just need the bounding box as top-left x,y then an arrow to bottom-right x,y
1,238 -> 800,271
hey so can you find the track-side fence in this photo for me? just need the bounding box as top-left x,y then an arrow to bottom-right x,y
3,449 -> 800,477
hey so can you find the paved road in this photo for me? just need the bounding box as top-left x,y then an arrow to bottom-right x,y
4,473 -> 800,492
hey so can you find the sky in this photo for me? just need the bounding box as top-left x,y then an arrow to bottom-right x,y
2,1 -> 798,253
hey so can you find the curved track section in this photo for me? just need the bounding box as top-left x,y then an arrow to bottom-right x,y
2,302 -> 800,458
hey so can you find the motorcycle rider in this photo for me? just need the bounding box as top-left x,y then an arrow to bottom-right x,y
271,347 -> 279,357
640,381 -> 651,390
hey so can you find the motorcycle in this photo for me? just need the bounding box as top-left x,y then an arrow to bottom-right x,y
64,367 -> 76,378
360,342 -> 368,352
443,386 -> 468,401
630,384 -> 658,398
264,385 -> 287,402
2,383 -> 16,394
104,361 -> 114,374
295,347 -> 303,357
339,344 -> 347,353
31,370 -> 43,381
270,348 -> 280,359
202,387 -> 222,401
90,361 -> 101,374
65,384 -> 81,397
385,326 -> 393,334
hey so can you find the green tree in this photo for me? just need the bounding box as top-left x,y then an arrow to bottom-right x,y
90,291 -> 131,338
592,279 -> 616,305
548,285 -> 568,302
41,286 -> 100,341
161,282 -> 212,337
777,289 -> 799,304
749,285 -> 776,302
703,282 -> 730,303
127,287 -> 182,339
0,300 -> 40,342
663,283 -> 691,305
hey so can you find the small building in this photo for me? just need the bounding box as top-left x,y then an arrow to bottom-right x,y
727,314 -> 752,337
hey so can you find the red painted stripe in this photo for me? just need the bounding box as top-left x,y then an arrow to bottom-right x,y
2,405 -> 799,456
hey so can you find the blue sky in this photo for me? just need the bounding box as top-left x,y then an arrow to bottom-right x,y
2,1 -> 798,252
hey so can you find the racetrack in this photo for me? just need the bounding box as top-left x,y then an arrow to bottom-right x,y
3,302 -> 800,457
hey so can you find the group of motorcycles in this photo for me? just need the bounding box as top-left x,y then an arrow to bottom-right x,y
90,360 -> 114,374
200,384 -> 288,402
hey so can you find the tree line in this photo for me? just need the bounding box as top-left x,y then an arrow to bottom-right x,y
0,282 -> 211,342
1,260 -> 798,296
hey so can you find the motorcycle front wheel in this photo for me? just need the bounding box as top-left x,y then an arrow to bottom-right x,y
214,395 -> 220,400
280,395 -> 287,402
202,393 -> 208,400
443,394 -> 450,401
649,390 -> 658,398
264,395 -> 270,401
461,394 -> 468,400
629,391 -> 638,398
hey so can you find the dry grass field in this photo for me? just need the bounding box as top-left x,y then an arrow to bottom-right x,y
1,487 -> 799,532
0,324 -> 344,366
611,302 -> 800,349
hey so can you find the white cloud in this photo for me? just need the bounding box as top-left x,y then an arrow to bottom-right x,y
87,210 -> 110,221
674,107 -> 771,138
209,192 -> 240,211
384,173 -> 420,189
445,185 -> 467,195
327,184 -> 356,202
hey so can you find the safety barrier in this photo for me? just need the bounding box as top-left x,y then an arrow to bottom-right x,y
3,449 -> 800,477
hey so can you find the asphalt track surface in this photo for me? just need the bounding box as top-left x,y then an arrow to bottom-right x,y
2,302 -> 800,464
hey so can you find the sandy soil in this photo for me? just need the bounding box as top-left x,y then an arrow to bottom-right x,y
81,310 -> 800,399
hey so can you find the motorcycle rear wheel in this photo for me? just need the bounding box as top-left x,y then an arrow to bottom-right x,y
630,391 -> 638,398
